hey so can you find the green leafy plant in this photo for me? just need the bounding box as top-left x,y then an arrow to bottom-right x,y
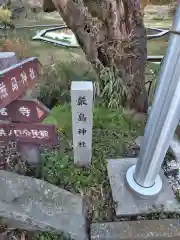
38,56 -> 96,107
145,62 -> 161,103
1,38 -> 32,59
0,6 -> 13,38
176,189 -> 180,201
38,232 -> 69,240
41,104 -> 142,223
94,67 -> 127,109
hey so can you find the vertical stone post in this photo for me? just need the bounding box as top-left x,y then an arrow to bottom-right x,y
71,81 -> 93,168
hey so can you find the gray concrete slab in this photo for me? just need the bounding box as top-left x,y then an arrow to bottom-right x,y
91,220 -> 180,240
0,170 -> 88,240
107,158 -> 180,216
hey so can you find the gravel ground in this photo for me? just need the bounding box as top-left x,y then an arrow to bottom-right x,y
0,133 -> 60,174
125,140 -> 180,198
162,158 -> 180,195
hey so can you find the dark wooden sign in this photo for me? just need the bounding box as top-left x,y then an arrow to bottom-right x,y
0,122 -> 58,144
0,57 -> 40,108
0,99 -> 50,123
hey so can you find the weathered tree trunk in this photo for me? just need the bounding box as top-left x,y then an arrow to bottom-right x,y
52,0 -> 148,112
43,0 -> 56,12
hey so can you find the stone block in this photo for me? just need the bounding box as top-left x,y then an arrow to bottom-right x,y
91,220 -> 180,240
0,170 -> 88,240
71,81 -> 93,167
107,158 -> 180,216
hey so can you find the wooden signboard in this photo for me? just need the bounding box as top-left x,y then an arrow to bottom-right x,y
0,99 -> 50,122
0,122 -> 58,144
0,55 -> 58,169
0,57 -> 40,108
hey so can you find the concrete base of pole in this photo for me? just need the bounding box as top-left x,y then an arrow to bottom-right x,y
107,158 -> 180,216
126,165 -> 163,197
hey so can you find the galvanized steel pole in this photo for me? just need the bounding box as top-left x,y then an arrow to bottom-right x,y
126,4 -> 180,195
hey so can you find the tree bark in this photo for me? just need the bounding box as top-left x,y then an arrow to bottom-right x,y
52,0 -> 148,113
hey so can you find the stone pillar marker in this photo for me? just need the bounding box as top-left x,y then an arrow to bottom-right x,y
71,81 -> 93,167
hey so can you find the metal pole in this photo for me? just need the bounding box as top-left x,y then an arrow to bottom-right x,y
126,4 -> 180,195
143,5 -> 180,156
